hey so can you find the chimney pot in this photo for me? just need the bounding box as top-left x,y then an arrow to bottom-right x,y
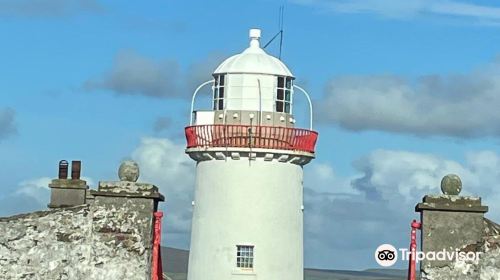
58,160 -> 69,179
71,161 -> 81,180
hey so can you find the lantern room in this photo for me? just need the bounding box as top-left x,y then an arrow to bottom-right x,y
187,28 -> 317,154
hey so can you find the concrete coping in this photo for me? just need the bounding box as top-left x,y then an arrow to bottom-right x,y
93,181 -> 165,201
416,195 -> 488,213
48,179 -> 88,189
186,146 -> 315,158
185,147 -> 314,166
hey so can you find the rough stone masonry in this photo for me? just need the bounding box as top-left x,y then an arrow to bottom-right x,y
0,160 -> 164,280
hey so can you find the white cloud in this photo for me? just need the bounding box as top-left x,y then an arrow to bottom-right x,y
132,137 -> 193,194
317,57 -> 500,138
293,0 -> 500,22
354,149 -> 500,212
131,137 -> 195,246
15,177 -> 52,206
307,162 -> 360,195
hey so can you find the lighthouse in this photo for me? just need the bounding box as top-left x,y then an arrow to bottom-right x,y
184,29 -> 318,280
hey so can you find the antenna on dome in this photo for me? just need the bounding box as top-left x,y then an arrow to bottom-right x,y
263,5 -> 285,60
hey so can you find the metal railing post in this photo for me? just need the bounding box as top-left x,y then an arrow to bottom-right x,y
408,219 -> 421,280
189,80 -> 214,125
293,84 -> 313,130
152,212 -> 164,280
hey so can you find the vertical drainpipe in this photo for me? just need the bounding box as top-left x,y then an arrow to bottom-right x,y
258,78 -> 262,126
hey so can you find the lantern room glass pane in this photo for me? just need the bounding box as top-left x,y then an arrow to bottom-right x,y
277,89 -> 284,100
278,77 -> 284,88
286,78 -> 292,89
285,103 -> 290,113
285,90 -> 291,101
276,101 -> 284,112
212,74 -> 225,110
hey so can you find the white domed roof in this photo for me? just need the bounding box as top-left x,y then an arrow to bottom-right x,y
213,29 -> 294,77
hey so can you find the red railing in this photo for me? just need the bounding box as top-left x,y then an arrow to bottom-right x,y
185,125 -> 318,153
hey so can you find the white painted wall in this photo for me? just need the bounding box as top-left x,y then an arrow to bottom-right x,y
187,157 -> 304,280
225,74 -> 282,112
194,111 -> 215,125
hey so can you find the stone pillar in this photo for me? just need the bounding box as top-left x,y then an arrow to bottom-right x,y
48,160 -> 89,208
415,174 -> 488,272
90,160 -> 165,279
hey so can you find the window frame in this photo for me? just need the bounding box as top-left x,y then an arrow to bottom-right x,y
213,74 -> 226,110
236,245 -> 254,269
275,76 -> 293,114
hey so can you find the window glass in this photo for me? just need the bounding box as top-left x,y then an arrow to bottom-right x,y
285,90 -> 291,102
213,74 -> 225,110
278,77 -> 284,88
277,89 -> 284,100
236,245 -> 254,269
276,76 -> 293,113
276,101 -> 284,112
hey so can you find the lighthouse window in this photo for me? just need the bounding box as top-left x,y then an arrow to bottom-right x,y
213,74 -> 226,110
276,76 -> 292,113
236,245 -> 254,269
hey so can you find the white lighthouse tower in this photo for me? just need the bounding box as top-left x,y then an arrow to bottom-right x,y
185,29 -> 318,280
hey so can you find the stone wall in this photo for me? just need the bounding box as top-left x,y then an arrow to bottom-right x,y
421,219 -> 500,279
0,203 -> 151,280
0,161 -> 164,280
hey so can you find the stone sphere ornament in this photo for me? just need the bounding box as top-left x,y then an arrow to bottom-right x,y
441,174 -> 462,195
118,160 -> 140,182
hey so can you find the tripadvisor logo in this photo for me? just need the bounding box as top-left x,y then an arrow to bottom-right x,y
375,244 -> 398,267
374,244 -> 482,267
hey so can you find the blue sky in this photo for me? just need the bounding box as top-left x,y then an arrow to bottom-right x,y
2,0 -> 500,270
